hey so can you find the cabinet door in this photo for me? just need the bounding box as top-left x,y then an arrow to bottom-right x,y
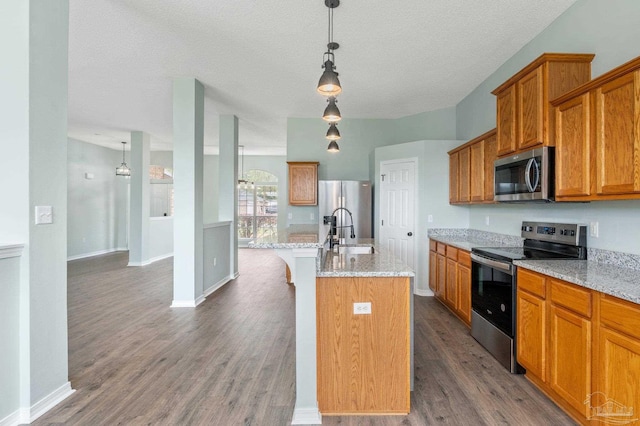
496,85 -> 517,156
483,133 -> 497,202
595,328 -> 640,424
436,254 -> 446,300
517,289 -> 546,380
595,72 -> 640,195
449,152 -> 459,204
555,94 -> 591,198
288,162 -> 318,205
429,250 -> 437,293
456,264 -> 471,325
518,67 -> 544,150
549,305 -> 591,416
445,258 -> 458,308
458,147 -> 471,203
470,141 -> 485,202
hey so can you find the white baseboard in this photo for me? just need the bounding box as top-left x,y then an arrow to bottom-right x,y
291,407 -> 322,425
129,252 -> 173,267
171,295 -> 206,308
203,275 -> 233,297
414,288 -> 434,297
67,248 -> 123,261
0,382 -> 75,426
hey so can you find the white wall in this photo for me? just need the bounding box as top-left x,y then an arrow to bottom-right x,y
68,138 -> 128,259
375,140 -> 468,294
149,217 -> 173,262
455,0 -> 640,255
0,255 -> 21,422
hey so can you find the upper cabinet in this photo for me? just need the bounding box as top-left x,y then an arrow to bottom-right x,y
492,53 -> 594,157
552,56 -> 640,201
448,129 -> 497,205
287,161 -> 319,205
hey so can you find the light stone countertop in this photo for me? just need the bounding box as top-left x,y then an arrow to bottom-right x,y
428,228 -> 523,251
249,228 -> 414,277
514,259 -> 640,305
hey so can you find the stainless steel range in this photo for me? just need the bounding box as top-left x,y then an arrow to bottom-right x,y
470,221 -> 587,373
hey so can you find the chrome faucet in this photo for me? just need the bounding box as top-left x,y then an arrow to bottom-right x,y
326,207 -> 355,250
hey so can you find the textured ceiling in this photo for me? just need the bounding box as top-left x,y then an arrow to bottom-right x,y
67,0 -> 578,154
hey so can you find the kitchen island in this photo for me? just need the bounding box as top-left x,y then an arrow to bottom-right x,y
249,227 -> 414,424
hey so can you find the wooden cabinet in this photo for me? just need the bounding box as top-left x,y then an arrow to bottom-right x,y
448,129 -> 497,205
449,151 -> 459,204
429,239 -> 471,326
516,269 -> 547,380
316,276 -> 411,414
492,53 -> 594,157
287,161 -> 318,205
552,56 -> 640,201
595,294 -> 640,425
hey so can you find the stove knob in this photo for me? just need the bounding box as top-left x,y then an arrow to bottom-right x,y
570,230 -> 576,237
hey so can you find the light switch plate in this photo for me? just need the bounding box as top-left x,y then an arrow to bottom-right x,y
35,206 -> 53,225
354,302 -> 371,315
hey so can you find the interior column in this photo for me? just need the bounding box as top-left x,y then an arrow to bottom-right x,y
218,115 -> 239,278
128,131 -> 150,266
171,78 -> 205,307
0,0 -> 74,422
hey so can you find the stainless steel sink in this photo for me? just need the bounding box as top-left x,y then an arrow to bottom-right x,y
338,245 -> 374,255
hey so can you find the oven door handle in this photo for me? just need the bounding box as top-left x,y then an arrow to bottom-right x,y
471,253 -> 513,275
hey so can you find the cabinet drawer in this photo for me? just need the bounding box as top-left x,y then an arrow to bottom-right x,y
600,294 -> 640,340
518,269 -> 546,298
458,250 -> 471,268
549,279 -> 592,318
429,240 -> 437,252
437,243 -> 446,255
446,246 -> 458,260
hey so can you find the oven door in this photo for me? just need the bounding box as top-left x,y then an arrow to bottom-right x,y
471,253 -> 516,337
494,146 -> 554,202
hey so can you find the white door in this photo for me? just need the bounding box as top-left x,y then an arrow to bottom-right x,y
379,159 -> 416,268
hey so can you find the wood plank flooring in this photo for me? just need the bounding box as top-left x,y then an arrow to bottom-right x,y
34,249 -> 574,425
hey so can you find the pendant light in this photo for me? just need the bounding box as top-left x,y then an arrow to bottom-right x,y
115,141 -> 131,177
237,145 -> 254,189
317,0 -> 341,96
326,123 -> 341,141
322,96 -> 341,122
327,140 -> 340,153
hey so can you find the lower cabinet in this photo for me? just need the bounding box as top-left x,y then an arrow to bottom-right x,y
516,268 -> 640,425
429,239 -> 471,326
316,276 -> 411,415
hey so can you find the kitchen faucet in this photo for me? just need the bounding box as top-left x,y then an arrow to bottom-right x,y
326,207 -> 356,250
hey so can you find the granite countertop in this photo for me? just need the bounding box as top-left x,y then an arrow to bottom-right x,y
317,239 -> 414,278
428,228 -> 523,251
248,224 -> 323,249
514,259 -> 640,304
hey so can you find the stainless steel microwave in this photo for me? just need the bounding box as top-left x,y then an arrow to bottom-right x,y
494,147 -> 554,202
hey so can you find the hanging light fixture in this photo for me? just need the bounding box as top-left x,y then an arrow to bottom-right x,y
317,0 -> 341,96
326,123 -> 341,141
115,141 -> 131,177
322,96 -> 341,122
327,140 -> 340,153
237,145 -> 254,189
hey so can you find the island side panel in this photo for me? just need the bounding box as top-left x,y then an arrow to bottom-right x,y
316,276 -> 410,415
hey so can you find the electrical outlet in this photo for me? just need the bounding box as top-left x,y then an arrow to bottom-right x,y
288,212 -> 293,219
427,214 -> 433,223
214,257 -> 217,266
310,212 -> 315,220
485,216 -> 490,226
353,302 -> 371,315
590,221 -> 599,238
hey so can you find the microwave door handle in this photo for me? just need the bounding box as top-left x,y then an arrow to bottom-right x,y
532,159 -> 540,191
525,158 -> 535,192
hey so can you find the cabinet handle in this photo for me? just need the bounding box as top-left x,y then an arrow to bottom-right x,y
407,232 -> 413,237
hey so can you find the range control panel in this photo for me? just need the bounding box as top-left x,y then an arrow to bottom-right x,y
521,221 -> 587,246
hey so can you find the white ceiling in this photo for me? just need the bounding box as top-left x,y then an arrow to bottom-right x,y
67,0 -> 578,155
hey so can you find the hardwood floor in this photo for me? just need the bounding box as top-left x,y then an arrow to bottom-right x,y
35,249 -> 574,425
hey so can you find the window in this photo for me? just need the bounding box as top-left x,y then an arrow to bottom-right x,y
238,170 -> 278,240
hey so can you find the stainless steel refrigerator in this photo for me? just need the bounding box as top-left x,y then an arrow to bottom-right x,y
318,180 -> 372,246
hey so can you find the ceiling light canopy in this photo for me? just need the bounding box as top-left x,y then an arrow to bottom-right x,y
115,141 -> 131,177
322,96 -> 341,122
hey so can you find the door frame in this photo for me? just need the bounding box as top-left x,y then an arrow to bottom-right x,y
378,157 -> 419,277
